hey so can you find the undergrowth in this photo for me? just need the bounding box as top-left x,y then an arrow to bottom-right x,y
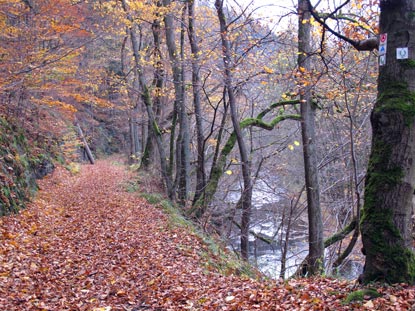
136,187 -> 260,280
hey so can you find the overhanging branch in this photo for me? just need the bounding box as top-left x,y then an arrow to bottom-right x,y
305,0 -> 378,51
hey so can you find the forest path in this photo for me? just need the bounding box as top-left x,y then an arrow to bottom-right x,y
1,160 -> 413,310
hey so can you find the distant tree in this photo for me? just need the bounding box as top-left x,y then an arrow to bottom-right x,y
121,0 -> 175,199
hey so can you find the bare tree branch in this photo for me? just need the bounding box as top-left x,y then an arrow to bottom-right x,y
305,0 -> 378,51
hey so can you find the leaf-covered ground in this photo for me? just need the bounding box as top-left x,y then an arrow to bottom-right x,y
1,160 -> 415,310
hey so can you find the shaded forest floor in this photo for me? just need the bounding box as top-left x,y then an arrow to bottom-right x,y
1,160 -> 415,310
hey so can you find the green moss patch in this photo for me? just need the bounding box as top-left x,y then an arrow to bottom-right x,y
376,82 -> 415,126
342,288 -> 381,305
0,117 -> 55,216
399,59 -> 415,69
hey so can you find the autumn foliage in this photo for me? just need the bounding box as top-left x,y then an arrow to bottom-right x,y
1,0 -> 415,306
1,160 -> 414,310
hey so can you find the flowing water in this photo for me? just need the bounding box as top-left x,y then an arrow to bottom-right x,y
221,179 -> 363,280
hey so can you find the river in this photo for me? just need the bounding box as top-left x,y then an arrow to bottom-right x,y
221,179 -> 363,280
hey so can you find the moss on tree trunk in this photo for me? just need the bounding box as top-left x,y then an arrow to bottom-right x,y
359,0 -> 415,285
361,83 -> 415,283
189,111 -> 300,219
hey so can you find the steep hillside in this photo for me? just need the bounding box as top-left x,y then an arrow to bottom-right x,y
1,160 -> 414,310
0,117 -> 54,215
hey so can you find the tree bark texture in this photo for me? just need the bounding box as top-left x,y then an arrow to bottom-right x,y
129,110 -> 141,160
121,35 -> 141,163
189,101 -> 300,217
162,0 -> 190,205
187,0 -> 207,206
142,11 -> 164,168
361,0 -> 415,284
298,0 -> 324,275
215,0 -> 253,260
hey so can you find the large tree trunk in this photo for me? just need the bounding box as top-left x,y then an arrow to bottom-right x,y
298,0 -> 324,275
215,0 -> 253,260
360,0 -> 415,284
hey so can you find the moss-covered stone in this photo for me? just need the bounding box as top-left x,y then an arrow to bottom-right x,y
0,117 -> 55,216
343,289 -> 381,305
